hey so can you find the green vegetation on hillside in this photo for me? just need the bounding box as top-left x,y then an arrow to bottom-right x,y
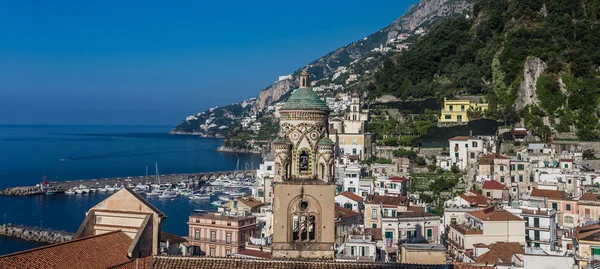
368,0 -> 600,141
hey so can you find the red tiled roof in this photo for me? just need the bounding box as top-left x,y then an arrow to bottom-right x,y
339,191 -> 363,202
364,228 -> 383,241
335,205 -> 360,221
449,136 -> 472,141
365,194 -> 408,206
236,196 -> 263,208
149,256 -> 449,268
389,177 -> 409,182
482,180 -> 508,190
161,232 -> 186,244
530,188 -> 566,200
458,191 -> 490,206
0,231 -> 133,269
236,249 -> 272,259
576,223 -> 600,241
512,130 -> 528,136
453,263 -> 493,269
474,242 -> 524,265
109,257 -> 153,269
560,158 -> 573,162
478,153 -> 509,165
580,192 -> 600,202
468,206 -> 523,222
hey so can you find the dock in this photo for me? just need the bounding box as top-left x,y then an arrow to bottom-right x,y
0,224 -> 74,244
0,170 -> 256,196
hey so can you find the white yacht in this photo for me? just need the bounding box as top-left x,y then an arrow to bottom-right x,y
158,188 -> 177,199
65,189 -> 76,195
105,185 -> 115,192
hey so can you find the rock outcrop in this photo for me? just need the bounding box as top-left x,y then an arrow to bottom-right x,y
252,78 -> 293,113
0,225 -> 74,244
516,57 -> 547,111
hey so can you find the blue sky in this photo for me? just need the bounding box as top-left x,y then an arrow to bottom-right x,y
0,0 -> 418,125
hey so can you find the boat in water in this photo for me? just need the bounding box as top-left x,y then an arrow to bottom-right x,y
65,189 -> 76,195
218,195 -> 232,202
105,185 -> 115,192
210,201 -> 222,207
158,188 -> 177,199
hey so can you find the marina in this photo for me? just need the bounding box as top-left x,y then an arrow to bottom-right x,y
0,169 -> 256,196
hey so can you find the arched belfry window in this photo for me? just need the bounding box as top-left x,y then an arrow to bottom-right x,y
291,200 -> 316,242
299,150 -> 309,171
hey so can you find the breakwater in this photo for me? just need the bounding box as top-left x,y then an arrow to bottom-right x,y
0,225 -> 73,244
0,170 -> 256,196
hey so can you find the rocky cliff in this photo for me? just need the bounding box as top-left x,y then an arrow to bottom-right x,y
250,0 -> 474,113
516,57 -> 547,111
251,78 -> 293,113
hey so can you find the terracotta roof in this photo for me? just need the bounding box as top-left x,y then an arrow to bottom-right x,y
161,232 -> 187,244
453,263 -> 493,269
335,205 -> 360,221
397,211 -> 438,218
467,206 -> 523,222
580,192 -> 600,202
389,177 -> 409,182
560,158 -> 573,162
235,249 -> 272,259
530,188 -> 566,200
512,129 -> 528,136
339,191 -> 363,202
236,196 -> 263,208
149,256 -> 449,268
109,257 -> 154,269
364,228 -> 383,241
458,191 -> 490,206
0,231 -> 133,269
482,180 -> 508,190
191,213 -> 256,221
576,223 -> 600,241
449,136 -> 472,141
478,153 -> 509,165
474,242 -> 524,264
407,206 -> 425,214
365,194 -> 408,206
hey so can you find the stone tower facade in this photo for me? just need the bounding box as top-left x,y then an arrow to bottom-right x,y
272,70 -> 336,259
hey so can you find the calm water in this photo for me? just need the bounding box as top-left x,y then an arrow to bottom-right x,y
0,125 -> 260,255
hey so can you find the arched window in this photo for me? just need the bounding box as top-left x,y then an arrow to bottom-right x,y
291,200 -> 317,242
299,150 -> 309,171
564,216 -> 574,224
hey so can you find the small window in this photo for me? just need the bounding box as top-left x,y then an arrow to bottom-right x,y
500,166 -> 504,171
552,203 -> 558,210
472,142 -> 478,147
195,230 -> 200,240
211,231 -> 216,242
445,115 -> 452,119
566,204 -> 572,211
470,152 -> 475,159
372,223 -> 377,228
210,248 -> 216,256
510,165 -> 515,171
519,175 -> 523,182
226,233 -> 232,243
465,143 -> 468,148
226,249 -> 231,256
500,177 -> 504,183
518,164 -> 525,170
372,209 -> 377,219
455,152 -> 459,158
565,164 -> 569,168
486,191 -> 491,197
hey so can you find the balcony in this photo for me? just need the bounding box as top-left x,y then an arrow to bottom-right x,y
336,255 -> 376,262
188,238 -> 244,247
525,224 -> 551,230
450,223 -> 483,235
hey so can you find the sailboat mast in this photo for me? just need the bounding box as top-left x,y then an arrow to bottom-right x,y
155,162 -> 160,184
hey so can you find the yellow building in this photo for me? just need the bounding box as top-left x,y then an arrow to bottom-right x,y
439,97 -> 488,123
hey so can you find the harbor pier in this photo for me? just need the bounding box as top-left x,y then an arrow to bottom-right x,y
0,170 -> 256,196
0,224 -> 74,244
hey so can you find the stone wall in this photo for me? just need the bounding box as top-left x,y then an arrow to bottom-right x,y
0,225 -> 74,244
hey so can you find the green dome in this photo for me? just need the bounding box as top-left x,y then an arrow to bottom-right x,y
273,137 -> 292,145
318,137 -> 336,146
281,88 -> 330,112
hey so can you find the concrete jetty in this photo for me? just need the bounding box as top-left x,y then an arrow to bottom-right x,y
0,224 -> 74,244
0,170 -> 256,196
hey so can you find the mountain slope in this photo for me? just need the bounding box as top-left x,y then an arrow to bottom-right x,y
173,0 -> 474,137
370,0 -> 600,141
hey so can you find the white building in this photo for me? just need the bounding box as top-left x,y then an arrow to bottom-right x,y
507,207 -> 557,252
449,136 -> 493,170
338,234 -> 378,262
335,192 -> 363,213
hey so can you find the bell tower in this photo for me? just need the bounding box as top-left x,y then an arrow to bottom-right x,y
271,70 -> 335,259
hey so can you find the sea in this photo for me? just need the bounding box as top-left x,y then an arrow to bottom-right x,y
0,125 -> 262,255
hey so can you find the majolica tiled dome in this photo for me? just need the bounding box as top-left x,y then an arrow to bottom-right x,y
281,88 -> 330,112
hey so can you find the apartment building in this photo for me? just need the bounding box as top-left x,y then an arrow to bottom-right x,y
188,212 -> 257,257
